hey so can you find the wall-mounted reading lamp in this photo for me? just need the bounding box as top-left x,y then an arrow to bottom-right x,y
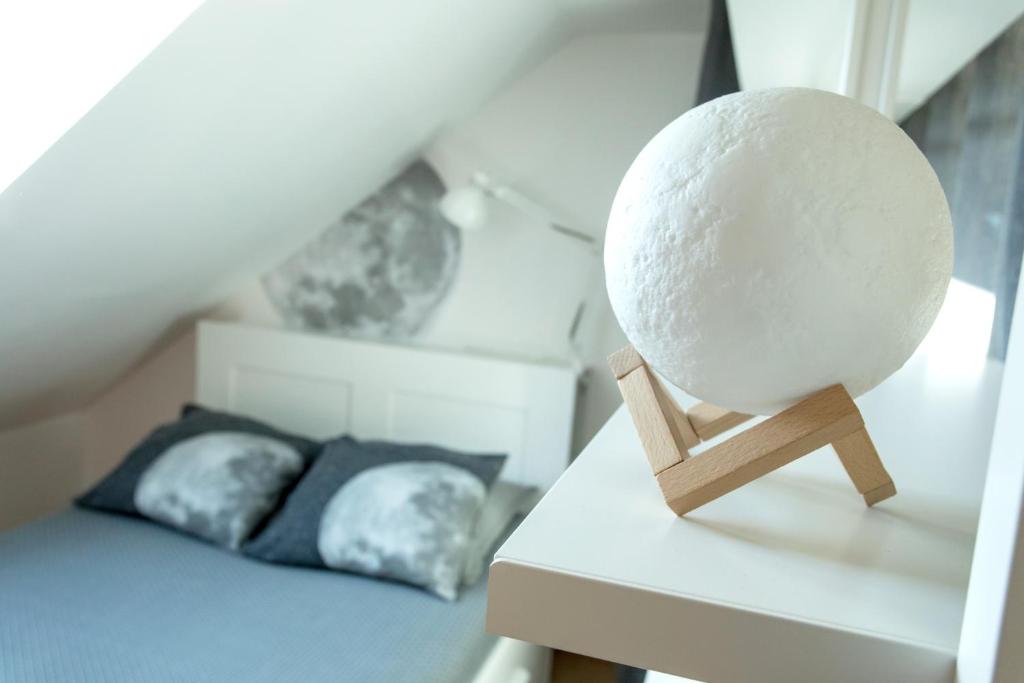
439,171 -> 599,371
439,171 -> 599,250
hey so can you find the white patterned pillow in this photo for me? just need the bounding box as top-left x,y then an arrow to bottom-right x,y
244,437 -> 506,600
134,432 -> 305,549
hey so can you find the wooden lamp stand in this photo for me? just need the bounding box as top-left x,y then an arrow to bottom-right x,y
608,345 -> 896,515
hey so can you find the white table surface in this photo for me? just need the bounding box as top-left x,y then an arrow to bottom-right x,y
487,286 -> 1005,682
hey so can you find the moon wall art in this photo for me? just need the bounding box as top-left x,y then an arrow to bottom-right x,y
263,161 -> 461,339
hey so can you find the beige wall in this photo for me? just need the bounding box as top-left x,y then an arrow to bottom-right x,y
83,329 -> 196,485
0,412 -> 87,531
0,331 -> 195,531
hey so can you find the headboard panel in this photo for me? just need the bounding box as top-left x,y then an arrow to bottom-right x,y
196,321 -> 577,489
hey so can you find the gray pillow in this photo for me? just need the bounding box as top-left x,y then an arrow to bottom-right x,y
76,406 -> 322,550
76,404 -> 321,516
244,437 -> 506,600
134,432 -> 305,549
461,482 -> 539,587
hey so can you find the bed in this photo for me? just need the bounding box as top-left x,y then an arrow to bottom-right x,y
0,321 -> 578,683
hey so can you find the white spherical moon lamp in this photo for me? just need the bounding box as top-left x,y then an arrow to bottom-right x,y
605,88 -> 953,416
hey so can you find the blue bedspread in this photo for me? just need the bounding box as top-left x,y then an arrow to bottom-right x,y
0,509 -> 495,682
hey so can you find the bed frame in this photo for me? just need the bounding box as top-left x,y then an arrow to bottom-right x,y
195,320 -> 577,683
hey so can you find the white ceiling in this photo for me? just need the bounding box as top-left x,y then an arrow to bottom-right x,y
0,0 -> 204,193
0,0 -> 709,428
728,0 -> 1024,120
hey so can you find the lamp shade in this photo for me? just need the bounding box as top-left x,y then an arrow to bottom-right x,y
439,185 -> 489,231
604,87 -> 953,415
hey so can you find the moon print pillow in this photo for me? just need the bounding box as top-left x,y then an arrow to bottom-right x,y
76,405 -> 322,548
243,437 -> 506,601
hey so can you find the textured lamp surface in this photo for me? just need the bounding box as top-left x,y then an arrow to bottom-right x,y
605,88 -> 953,415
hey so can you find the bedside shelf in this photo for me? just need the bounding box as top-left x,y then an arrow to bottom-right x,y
487,351 -> 1004,682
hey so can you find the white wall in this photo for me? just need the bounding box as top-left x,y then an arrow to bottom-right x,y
429,31 -> 705,449
226,30 -> 706,451
425,32 -> 701,357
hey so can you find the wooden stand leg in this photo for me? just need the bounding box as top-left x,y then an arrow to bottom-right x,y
656,385 -> 863,514
550,650 -> 618,683
609,346 -> 697,474
833,428 -> 897,505
608,345 -> 897,515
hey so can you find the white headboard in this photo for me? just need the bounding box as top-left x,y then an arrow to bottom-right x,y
195,321 -> 577,489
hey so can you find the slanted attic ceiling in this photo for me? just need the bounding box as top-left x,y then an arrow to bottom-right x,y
0,0 -> 710,428
0,0 -> 204,194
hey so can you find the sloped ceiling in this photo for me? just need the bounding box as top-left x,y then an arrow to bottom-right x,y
0,0 -> 709,428
0,0 -> 204,193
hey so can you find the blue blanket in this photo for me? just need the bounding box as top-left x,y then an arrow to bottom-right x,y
0,509 -> 495,682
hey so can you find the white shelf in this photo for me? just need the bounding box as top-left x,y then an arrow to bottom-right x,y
487,348 -> 1004,682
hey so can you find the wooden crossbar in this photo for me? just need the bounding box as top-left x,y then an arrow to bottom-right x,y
609,345 -> 896,515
